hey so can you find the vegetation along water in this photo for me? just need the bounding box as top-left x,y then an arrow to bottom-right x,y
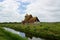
0,22 -> 60,40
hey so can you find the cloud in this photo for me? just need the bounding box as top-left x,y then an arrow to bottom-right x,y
26,0 -> 60,22
0,0 -> 60,22
0,0 -> 31,22
0,0 -> 23,22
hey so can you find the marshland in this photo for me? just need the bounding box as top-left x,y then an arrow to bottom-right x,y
0,22 -> 60,40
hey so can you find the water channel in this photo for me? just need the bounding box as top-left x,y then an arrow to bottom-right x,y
4,27 -> 45,40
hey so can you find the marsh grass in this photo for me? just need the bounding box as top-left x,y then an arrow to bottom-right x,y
0,27 -> 27,40
0,22 -> 60,40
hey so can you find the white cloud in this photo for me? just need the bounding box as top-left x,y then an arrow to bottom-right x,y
16,0 -> 35,3
0,0 -> 60,22
0,0 -> 23,22
26,0 -> 60,22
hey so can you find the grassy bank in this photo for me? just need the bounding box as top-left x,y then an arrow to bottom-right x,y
0,27 -> 27,40
0,22 -> 60,40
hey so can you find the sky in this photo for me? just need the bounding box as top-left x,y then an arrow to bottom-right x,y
0,0 -> 60,22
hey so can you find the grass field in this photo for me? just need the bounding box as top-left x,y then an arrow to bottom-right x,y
0,26 -> 27,40
0,22 -> 60,40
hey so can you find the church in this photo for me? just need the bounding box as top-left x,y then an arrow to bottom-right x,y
22,14 -> 40,24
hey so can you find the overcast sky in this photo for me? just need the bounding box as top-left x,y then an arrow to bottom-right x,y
0,0 -> 60,22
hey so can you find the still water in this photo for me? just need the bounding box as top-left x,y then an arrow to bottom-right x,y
4,27 -> 44,40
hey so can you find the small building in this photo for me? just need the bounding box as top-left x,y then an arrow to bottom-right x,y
22,14 -> 40,24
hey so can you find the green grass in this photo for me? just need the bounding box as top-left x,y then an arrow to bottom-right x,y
0,22 -> 60,40
0,27 -> 27,40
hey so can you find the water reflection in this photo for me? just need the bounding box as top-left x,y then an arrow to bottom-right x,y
4,27 -> 25,37
4,27 -> 44,40
28,37 -> 44,40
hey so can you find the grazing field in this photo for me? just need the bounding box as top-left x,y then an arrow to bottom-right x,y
0,22 -> 60,40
